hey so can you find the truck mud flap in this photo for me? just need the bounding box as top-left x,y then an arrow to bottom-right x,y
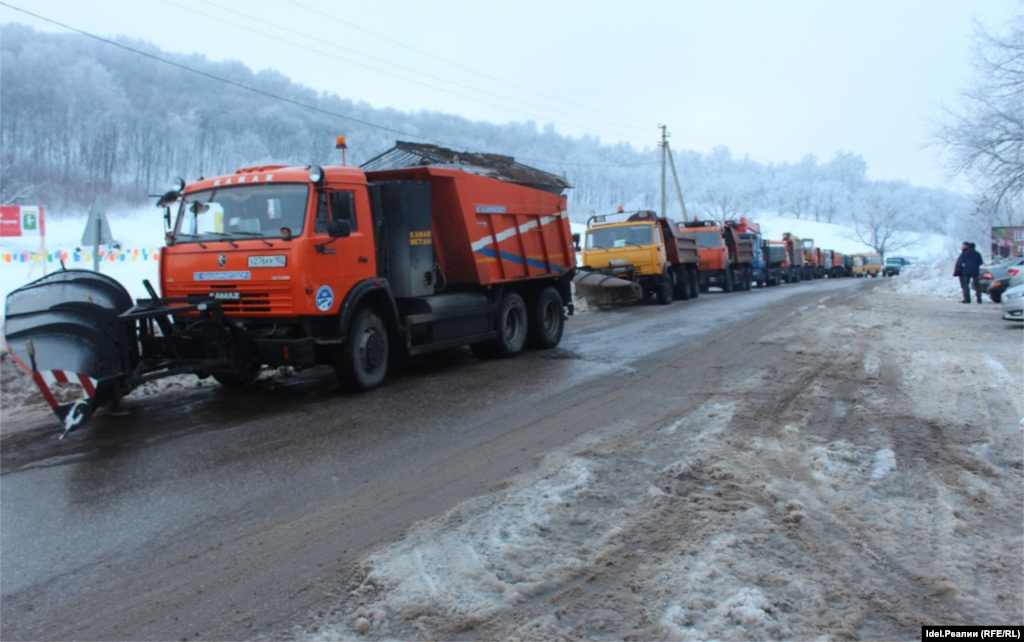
571,271 -> 644,307
4,270 -> 135,435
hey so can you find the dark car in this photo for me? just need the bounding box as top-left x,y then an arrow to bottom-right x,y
883,256 -> 912,276
979,256 -> 1024,294
989,270 -> 1024,303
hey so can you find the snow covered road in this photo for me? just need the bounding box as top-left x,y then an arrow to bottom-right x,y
295,283 -> 1023,641
2,276 -> 1021,641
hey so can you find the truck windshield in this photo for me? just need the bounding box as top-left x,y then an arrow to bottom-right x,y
586,225 -> 653,250
174,184 -> 310,241
680,231 -> 721,248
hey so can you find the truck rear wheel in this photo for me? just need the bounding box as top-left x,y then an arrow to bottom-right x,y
479,291 -> 528,357
722,269 -> 734,293
529,287 -> 564,349
337,307 -> 389,391
674,266 -> 691,300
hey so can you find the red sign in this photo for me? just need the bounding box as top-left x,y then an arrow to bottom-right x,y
0,206 -> 21,237
0,205 -> 45,237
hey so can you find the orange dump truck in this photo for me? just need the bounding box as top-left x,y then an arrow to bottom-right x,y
780,232 -> 805,283
681,219 -> 756,292
4,146 -> 577,434
828,250 -> 847,278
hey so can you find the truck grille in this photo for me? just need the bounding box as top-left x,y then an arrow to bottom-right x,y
165,282 -> 294,315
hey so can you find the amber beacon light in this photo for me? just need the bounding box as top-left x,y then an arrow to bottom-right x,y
336,136 -> 348,166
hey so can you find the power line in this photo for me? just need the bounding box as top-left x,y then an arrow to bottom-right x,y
194,0 -> 655,139
166,0 -> 653,142
287,0 -> 657,129
0,2 -> 660,170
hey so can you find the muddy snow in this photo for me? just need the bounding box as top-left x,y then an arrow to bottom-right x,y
289,276 -> 1023,641
2,257 -> 1021,640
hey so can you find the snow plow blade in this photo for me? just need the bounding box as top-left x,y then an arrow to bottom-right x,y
572,271 -> 644,306
4,270 -> 135,436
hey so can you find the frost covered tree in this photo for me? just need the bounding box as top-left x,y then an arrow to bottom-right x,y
845,182 -> 921,256
935,7 -> 1024,212
0,160 -> 36,205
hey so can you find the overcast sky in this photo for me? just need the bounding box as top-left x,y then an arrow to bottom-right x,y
0,0 -> 1017,188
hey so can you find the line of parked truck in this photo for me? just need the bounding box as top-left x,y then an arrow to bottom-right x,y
572,207 -> 883,307
3,141 -> 886,435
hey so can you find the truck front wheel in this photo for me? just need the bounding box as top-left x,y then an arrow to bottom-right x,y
529,287 -> 564,349
337,307 -> 389,391
656,268 -> 674,305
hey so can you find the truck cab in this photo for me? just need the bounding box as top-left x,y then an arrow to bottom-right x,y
579,210 -> 679,304
163,165 -> 373,324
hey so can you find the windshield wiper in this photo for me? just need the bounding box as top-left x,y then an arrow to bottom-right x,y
230,232 -> 274,247
205,233 -> 239,248
174,233 -> 206,249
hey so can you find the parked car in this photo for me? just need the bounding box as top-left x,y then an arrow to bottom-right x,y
987,268 -> 1019,303
979,256 -> 1024,293
883,256 -> 912,276
1001,281 -> 1024,322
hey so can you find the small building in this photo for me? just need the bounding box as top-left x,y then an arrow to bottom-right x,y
991,226 -> 1024,259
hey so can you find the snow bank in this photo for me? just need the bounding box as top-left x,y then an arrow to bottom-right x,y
885,260 -> 962,298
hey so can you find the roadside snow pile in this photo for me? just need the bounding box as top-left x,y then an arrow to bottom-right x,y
885,260 -> 961,298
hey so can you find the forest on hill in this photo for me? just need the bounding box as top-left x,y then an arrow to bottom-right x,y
0,23 -> 990,252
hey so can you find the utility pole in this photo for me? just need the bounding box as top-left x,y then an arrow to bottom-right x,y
665,141 -> 689,221
659,125 -> 668,217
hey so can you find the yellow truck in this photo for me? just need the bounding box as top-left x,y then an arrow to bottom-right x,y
574,209 -> 700,305
852,253 -> 882,277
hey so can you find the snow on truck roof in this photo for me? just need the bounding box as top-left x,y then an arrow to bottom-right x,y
361,141 -> 572,195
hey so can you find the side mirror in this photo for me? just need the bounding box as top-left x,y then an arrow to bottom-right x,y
328,219 -> 351,239
572,233 -> 581,251
331,191 -> 354,222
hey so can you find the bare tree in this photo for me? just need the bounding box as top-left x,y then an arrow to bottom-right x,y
0,161 -> 36,205
846,183 -> 920,257
935,8 -> 1024,211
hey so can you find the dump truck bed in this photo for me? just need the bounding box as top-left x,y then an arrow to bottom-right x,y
660,219 -> 700,265
764,242 -> 788,265
366,167 -> 575,286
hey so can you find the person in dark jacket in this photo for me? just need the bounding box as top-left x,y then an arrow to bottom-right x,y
954,241 -> 984,303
